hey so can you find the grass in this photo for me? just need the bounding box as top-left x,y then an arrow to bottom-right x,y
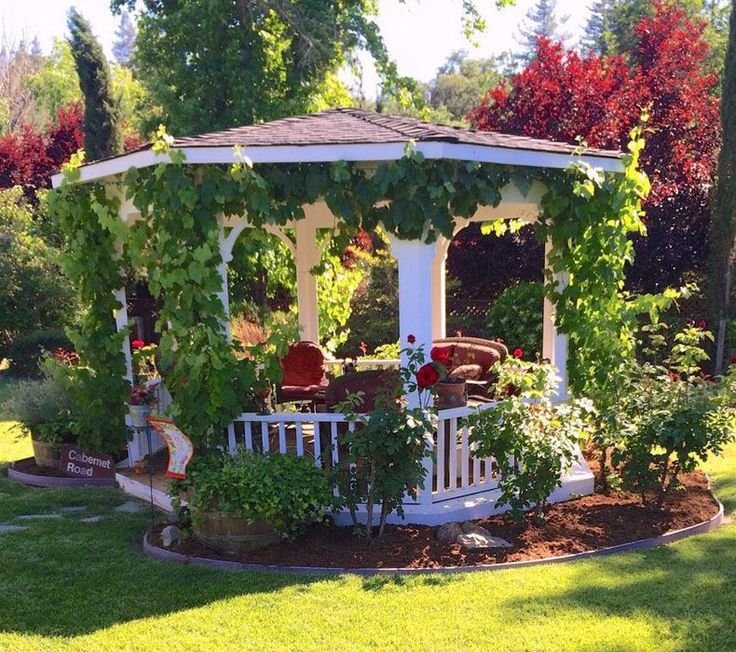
0,416 -> 735,651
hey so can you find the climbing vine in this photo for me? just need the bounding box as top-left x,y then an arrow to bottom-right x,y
47,153 -> 130,453
49,127 -> 659,451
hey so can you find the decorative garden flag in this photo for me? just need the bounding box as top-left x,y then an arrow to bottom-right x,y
147,417 -> 194,479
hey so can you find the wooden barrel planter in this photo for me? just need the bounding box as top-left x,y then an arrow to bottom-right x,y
193,510 -> 280,554
31,439 -> 60,469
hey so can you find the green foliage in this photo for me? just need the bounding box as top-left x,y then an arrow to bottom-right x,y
5,330 -> 72,379
485,281 -> 544,359
67,8 -> 122,159
0,187 -> 77,357
469,359 -> 593,524
1,374 -> 77,447
47,162 -> 130,453
183,448 -> 338,540
317,253 -> 365,353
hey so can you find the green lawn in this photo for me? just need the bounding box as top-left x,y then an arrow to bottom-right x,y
0,418 -> 735,651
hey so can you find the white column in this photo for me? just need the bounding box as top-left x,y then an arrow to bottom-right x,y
432,239 -> 448,340
217,225 -> 234,342
114,287 -> 134,384
542,239 -> 569,401
390,237 -> 437,408
295,219 -> 320,343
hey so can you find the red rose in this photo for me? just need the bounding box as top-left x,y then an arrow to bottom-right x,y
730,356 -> 736,366
698,320 -> 707,329
407,334 -> 416,344
512,347 -> 524,359
416,363 -> 440,389
132,339 -> 145,349
430,346 -> 452,365
687,320 -> 695,327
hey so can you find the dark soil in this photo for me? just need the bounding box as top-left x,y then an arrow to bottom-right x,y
12,456 -> 67,477
151,471 -> 719,569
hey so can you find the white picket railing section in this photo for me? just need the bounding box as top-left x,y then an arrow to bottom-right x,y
229,401 -> 499,505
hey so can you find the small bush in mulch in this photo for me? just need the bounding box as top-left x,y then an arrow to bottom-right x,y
12,457 -> 68,477
152,471 -> 719,570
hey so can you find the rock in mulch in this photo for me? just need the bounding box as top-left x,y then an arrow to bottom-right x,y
80,516 -> 104,523
457,521 -> 512,550
114,500 -> 145,513
0,524 -> 28,533
17,513 -> 61,520
436,522 -> 464,545
161,525 -> 181,548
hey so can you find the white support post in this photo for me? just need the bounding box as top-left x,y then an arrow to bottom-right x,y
295,218 -> 320,343
114,287 -> 134,384
432,238 -> 449,341
542,239 -> 569,401
217,220 -> 242,342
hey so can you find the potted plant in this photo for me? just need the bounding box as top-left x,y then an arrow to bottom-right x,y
128,339 -> 160,428
174,448 -> 338,554
2,377 -> 78,468
128,384 -> 156,428
421,345 -> 467,408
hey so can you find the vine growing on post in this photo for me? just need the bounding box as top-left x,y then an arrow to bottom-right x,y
47,153 -> 130,453
539,123 -> 679,486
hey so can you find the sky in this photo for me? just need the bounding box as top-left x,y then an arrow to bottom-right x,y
0,0 -> 591,84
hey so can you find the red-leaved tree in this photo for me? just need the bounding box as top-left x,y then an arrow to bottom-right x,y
468,1 -> 721,292
0,102 -> 84,202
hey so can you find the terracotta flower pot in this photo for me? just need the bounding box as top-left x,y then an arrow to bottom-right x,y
436,379 -> 467,409
193,510 -> 280,555
31,438 -> 60,469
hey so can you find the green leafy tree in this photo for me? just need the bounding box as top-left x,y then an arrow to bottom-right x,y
67,8 -> 122,159
0,187 -> 77,357
710,0 -> 736,372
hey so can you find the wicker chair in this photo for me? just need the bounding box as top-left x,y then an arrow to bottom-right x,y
275,341 -> 329,407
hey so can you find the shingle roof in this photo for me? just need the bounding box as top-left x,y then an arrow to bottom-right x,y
162,108 -> 622,160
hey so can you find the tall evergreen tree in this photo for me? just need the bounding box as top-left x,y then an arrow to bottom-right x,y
112,11 -> 137,68
582,0 -> 615,54
710,0 -> 736,372
517,0 -> 568,63
67,8 -> 121,160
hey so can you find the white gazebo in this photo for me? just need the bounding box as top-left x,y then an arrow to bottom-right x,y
53,109 -> 623,524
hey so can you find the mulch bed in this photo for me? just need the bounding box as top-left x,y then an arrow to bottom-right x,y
150,471 -> 719,569
11,456 -> 68,477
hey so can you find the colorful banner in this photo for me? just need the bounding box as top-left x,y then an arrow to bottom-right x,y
147,417 -> 194,480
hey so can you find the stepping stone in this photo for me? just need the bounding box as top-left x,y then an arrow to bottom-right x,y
60,506 -> 86,513
17,513 -> 61,520
114,500 -> 145,513
0,525 -> 28,533
80,515 -> 103,523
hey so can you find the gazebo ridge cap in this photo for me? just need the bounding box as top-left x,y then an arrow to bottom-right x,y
51,108 -> 625,187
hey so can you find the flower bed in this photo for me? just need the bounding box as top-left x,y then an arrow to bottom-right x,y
149,470 -> 720,571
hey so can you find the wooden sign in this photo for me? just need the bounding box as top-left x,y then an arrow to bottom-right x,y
147,417 -> 194,479
58,445 -> 116,480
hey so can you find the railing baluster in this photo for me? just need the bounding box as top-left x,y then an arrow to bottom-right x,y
473,444 -> 481,486
461,424 -> 469,488
436,417 -> 446,494
295,422 -> 304,457
244,421 -> 253,451
278,422 -> 287,454
485,456 -> 494,483
330,421 -> 339,466
313,421 -> 322,468
448,418 -> 458,490
227,423 -> 236,453
261,421 -> 269,453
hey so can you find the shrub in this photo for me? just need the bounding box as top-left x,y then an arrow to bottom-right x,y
6,329 -> 73,378
468,358 -> 593,525
183,449 -> 339,540
1,376 -> 78,447
485,281 -> 543,360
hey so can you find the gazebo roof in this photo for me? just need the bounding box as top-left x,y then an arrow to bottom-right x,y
52,108 -> 624,187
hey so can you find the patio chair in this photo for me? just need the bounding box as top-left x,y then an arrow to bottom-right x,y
275,341 -> 329,408
432,337 -> 508,399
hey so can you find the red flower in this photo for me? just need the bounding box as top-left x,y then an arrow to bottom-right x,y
131,339 -> 145,349
698,320 -> 707,329
512,347 -> 524,359
430,346 -> 452,365
359,341 -> 368,355
407,334 -> 416,344
416,363 -> 440,389
730,356 -> 736,366
687,320 -> 695,328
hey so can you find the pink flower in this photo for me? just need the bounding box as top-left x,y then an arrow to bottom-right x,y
512,347 -> 524,359
407,334 -> 416,344
131,339 -> 145,349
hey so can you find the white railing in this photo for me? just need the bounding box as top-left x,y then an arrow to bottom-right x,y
323,358 -> 400,374
229,401 -> 499,504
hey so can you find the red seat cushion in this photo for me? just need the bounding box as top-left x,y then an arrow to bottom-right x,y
280,342 -> 326,386
279,383 -> 328,402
